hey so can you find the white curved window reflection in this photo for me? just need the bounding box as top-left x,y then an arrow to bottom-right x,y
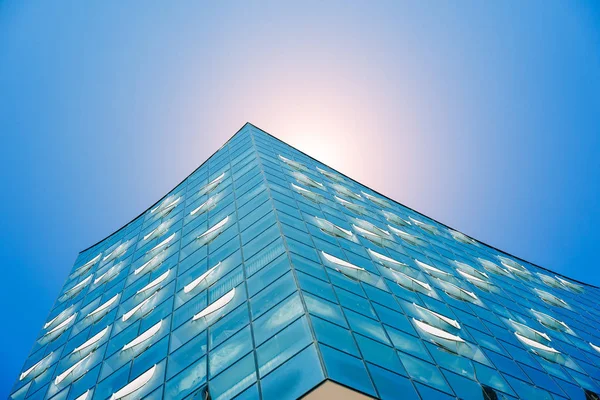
149,233 -> 175,253
438,280 -> 478,303
381,210 -> 411,227
515,332 -> 560,355
19,352 -> 53,381
94,263 -> 123,286
535,289 -> 569,308
536,273 -> 562,288
40,313 -> 76,343
193,288 -> 236,321
392,270 -> 431,294
590,343 -> 600,354
331,183 -> 362,200
60,275 -> 92,302
388,225 -> 421,246
184,262 -> 220,294
415,260 -> 453,281
70,254 -> 101,279
361,191 -> 390,208
367,249 -> 410,272
122,293 -> 158,322
278,154 -> 307,171
409,217 -> 438,235
151,196 -> 181,216
292,172 -> 324,189
453,261 -> 488,280
450,230 -> 476,245
314,217 -> 353,240
291,183 -> 324,203
413,304 -> 461,331
530,309 -> 571,333
103,242 -> 130,263
496,255 -> 531,279
477,258 -> 511,277
322,252 -> 365,272
321,251 -> 373,283
199,173 -> 225,196
136,270 -> 170,295
55,353 -> 92,385
509,320 -> 550,344
74,390 -> 90,400
190,195 -> 219,216
336,196 -> 367,215
414,319 -> 464,343
44,305 -> 76,330
122,320 -> 163,351
134,253 -> 165,276
353,219 -> 391,239
456,269 -> 494,292
143,222 -> 169,241
197,216 -> 229,245
72,326 -> 110,355
110,364 -> 157,400
316,166 -> 344,182
86,294 -> 119,321
555,276 -> 584,293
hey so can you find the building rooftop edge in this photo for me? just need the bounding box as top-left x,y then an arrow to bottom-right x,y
77,122 -> 597,289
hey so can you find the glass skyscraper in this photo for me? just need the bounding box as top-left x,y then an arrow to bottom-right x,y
11,123 -> 600,400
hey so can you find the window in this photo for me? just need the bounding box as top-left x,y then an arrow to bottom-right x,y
184,262 -> 220,294
193,288 -> 235,321
122,320 -> 163,352
381,210 -> 411,227
19,352 -> 54,381
335,196 -> 367,215
316,166 -> 344,182
151,195 -> 181,216
291,183 -> 324,203
197,216 -> 230,246
314,216 -> 354,241
388,225 -> 422,246
70,254 -> 101,279
331,183 -> 362,200
292,171 -> 324,189
136,269 -> 171,295
198,172 -> 225,196
361,191 -> 390,208
110,364 -> 157,400
278,154 -> 307,171
59,275 -> 92,302
86,294 -> 119,322
449,230 -> 476,245
409,217 -> 438,235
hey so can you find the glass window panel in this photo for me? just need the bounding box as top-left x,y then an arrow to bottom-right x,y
250,272 -> 297,320
400,352 -> 453,395
367,363 -> 420,400
208,352 -> 256,400
311,315 -> 359,357
319,344 -> 377,397
209,325 -> 253,378
260,344 -> 325,400
256,316 -> 312,377
253,293 -> 304,346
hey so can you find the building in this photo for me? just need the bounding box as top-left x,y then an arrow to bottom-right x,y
10,123 -> 600,400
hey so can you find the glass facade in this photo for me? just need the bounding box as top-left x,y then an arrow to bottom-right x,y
11,123 -> 600,400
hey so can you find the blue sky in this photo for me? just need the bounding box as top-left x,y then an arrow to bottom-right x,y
1,1 -> 599,396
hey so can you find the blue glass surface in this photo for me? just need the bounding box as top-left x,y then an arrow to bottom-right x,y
11,125 -> 600,399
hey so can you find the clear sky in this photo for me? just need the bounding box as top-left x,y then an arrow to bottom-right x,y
1,1 -> 599,396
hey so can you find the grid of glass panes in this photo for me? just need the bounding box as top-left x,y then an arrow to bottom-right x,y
11,123 -> 600,400
250,126 -> 600,400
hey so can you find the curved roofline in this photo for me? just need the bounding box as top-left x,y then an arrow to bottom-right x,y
78,122 -> 597,289
78,122 -> 252,254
